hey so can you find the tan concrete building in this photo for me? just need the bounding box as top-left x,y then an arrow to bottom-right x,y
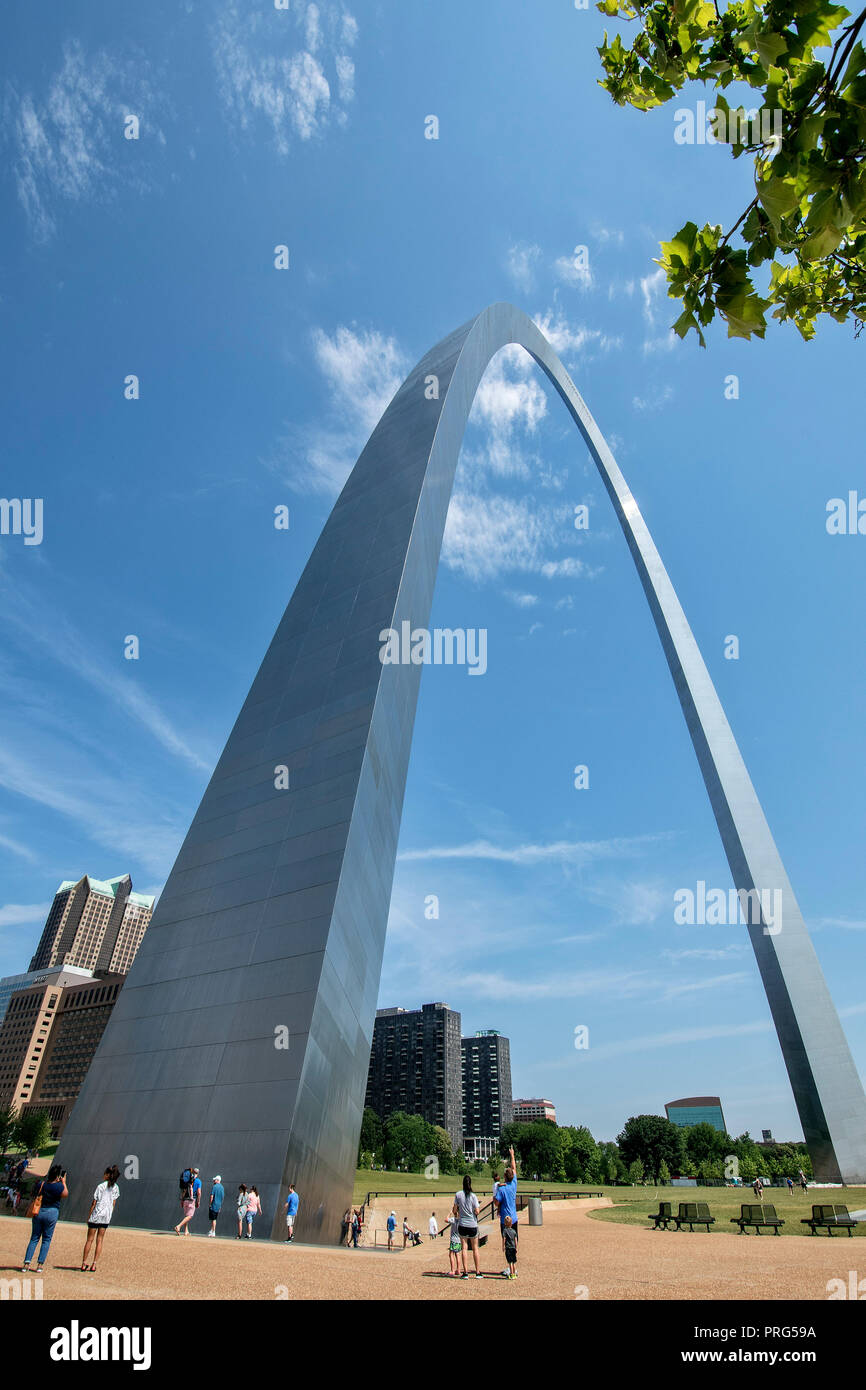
0,970 -> 88,1113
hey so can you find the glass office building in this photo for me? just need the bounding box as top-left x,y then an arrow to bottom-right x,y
665,1096 -> 727,1133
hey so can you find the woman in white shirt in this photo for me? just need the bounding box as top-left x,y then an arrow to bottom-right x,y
452,1175 -> 482,1279
81,1165 -> 120,1272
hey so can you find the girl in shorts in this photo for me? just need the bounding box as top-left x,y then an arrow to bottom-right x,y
244,1185 -> 261,1237
81,1165 -> 120,1272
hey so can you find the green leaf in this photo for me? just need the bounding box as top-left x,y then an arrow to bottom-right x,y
757,174 -> 800,231
660,221 -> 699,267
800,224 -> 843,259
755,31 -> 787,70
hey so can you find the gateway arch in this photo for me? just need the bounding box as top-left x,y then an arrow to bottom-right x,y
58,303 -> 866,1239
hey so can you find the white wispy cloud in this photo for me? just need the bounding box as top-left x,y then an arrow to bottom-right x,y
211,0 -> 358,152
397,834 -> 665,867
640,267 -> 681,353
632,384 -> 674,412
0,743 -> 184,878
554,249 -> 594,290
0,576 -> 211,773
442,492 -> 593,584
533,308 -> 622,360
457,966 -> 656,1002
814,916 -> 866,931
505,241 -> 542,292
0,831 -> 38,864
6,40 -> 159,241
0,902 -> 50,928
270,323 -> 408,495
663,944 -> 749,962
588,1018 -> 774,1060
662,971 -> 750,999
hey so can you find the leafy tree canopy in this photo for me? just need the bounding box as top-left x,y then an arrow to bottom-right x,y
617,1113 -> 686,1176
597,0 -> 866,342
359,1106 -> 384,1158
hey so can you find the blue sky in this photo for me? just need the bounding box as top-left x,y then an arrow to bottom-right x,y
1,0 -> 864,1145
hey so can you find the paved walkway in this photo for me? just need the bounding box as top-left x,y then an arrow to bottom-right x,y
0,1201 -> 856,1300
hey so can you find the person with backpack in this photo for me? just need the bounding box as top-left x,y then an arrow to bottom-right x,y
174,1165 -> 201,1235
22,1164 -> 68,1274
81,1165 -> 121,1271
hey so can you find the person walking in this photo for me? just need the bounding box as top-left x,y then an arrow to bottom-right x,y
340,1208 -> 351,1245
351,1209 -> 361,1247
503,1214 -> 518,1279
81,1166 -> 120,1271
236,1184 -> 248,1238
428,1211 -> 438,1241
284,1183 -> 299,1242
453,1174 -> 482,1279
402,1215 -> 411,1249
753,1176 -> 764,1199
208,1175 -> 224,1236
22,1164 -> 68,1274
244,1186 -> 261,1237
174,1166 -> 201,1235
387,1210 -> 396,1249
494,1146 -> 519,1277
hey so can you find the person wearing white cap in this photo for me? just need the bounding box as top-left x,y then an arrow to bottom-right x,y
208,1175 -> 225,1236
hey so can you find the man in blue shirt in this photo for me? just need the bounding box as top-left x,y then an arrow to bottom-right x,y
387,1210 -> 396,1249
494,1146 -> 518,1277
284,1183 -> 300,1241
208,1175 -> 225,1236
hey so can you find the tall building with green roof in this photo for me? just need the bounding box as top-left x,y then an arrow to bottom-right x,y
28,874 -> 154,976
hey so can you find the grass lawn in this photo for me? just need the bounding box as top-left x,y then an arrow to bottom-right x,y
589,1184 -> 866,1237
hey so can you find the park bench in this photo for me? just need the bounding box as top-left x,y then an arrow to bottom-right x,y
675,1201 -> 715,1232
648,1201 -> 674,1230
801,1203 -> 858,1236
730,1203 -> 785,1235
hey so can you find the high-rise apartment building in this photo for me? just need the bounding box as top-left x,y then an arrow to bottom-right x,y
28,875 -> 154,975
365,1002 -> 463,1150
461,1029 -> 512,1162
21,974 -> 126,1137
0,970 -> 93,1113
0,971 -> 126,1138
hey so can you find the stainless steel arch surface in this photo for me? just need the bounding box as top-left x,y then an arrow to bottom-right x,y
58,304 -> 866,1243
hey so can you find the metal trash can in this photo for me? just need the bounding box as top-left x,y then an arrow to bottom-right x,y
528,1197 -> 543,1226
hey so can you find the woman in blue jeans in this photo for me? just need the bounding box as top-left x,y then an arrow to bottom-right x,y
22,1164 -> 68,1273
